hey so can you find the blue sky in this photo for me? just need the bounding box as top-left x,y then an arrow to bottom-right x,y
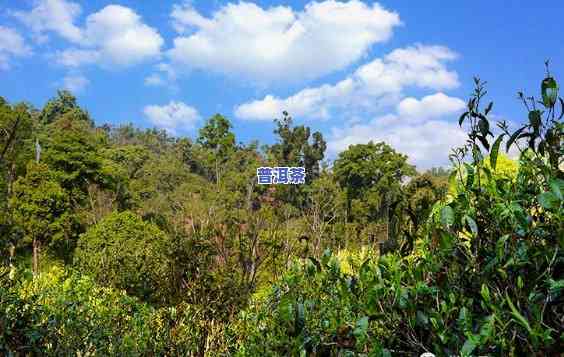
0,0 -> 562,169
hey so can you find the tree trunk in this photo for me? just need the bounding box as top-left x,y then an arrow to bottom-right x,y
32,238 -> 40,276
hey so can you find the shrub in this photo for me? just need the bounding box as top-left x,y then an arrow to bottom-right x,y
0,266 -> 162,355
74,211 -> 174,304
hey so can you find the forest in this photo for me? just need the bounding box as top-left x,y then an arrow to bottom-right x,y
0,69 -> 562,356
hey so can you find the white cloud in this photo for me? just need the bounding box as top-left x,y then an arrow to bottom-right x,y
327,93 -> 467,169
168,0 -> 400,83
235,45 -> 459,121
77,5 -> 163,67
144,63 -> 178,87
143,101 -> 201,134
15,1 -> 163,68
396,92 -> 465,121
12,0 -> 83,43
54,48 -> 100,67
60,73 -> 90,93
0,26 -> 32,70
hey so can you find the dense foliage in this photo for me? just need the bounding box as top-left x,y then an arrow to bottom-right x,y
1,68 -> 562,356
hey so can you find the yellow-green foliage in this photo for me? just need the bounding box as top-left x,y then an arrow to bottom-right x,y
2,266 -> 158,355
448,153 -> 518,197
484,152 -> 518,178
335,246 -> 375,275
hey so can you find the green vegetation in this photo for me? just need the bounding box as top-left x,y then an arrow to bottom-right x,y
1,69 -> 562,356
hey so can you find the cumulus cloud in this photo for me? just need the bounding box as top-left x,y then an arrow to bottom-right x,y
143,101 -> 201,134
76,5 -> 163,67
167,0 -> 400,83
327,93 -> 468,169
235,45 -> 459,121
15,0 -> 163,68
60,73 -> 90,93
11,0 -> 82,43
396,92 -> 465,121
0,26 -> 32,70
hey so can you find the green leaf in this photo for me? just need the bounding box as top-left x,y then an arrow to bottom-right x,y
541,76 -> 558,108
440,206 -> 455,229
506,126 -> 526,152
549,178 -> 564,200
464,163 -> 475,190
480,284 -> 491,304
517,276 -> 524,290
506,294 -> 532,335
353,316 -> 369,337
477,135 -> 490,151
528,110 -> 542,133
459,111 -> 469,126
295,303 -> 305,333
478,315 -> 495,341
464,215 -> 478,235
461,335 -> 478,356
548,279 -> 564,297
416,311 -> 429,326
448,169 -> 458,189
489,134 -> 505,170
538,191 -> 557,209
485,101 -> 494,115
308,257 -> 321,272
478,118 -> 490,137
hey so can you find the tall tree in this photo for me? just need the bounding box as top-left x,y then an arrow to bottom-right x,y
269,111 -> 326,182
0,99 -> 34,259
197,114 -> 236,187
333,141 -> 415,235
38,90 -> 91,125
10,162 -> 71,274
42,112 -> 106,204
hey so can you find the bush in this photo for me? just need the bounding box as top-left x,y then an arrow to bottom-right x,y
0,266 -> 161,355
74,211 -> 174,304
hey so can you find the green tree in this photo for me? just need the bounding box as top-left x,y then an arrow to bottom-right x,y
401,173 -> 448,253
333,141 -> 415,227
38,90 -> 91,125
305,172 -> 346,256
74,211 -> 174,304
42,113 -> 107,204
0,99 -> 34,259
197,114 -> 236,187
10,162 -> 71,273
269,111 -> 326,182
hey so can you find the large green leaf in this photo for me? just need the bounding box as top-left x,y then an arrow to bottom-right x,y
506,126 -> 526,152
528,110 -> 542,133
459,111 -> 469,126
538,191 -> 558,209
478,118 -> 490,137
541,76 -> 558,108
440,206 -> 455,229
549,178 -> 564,200
489,134 -> 505,170
461,335 -> 478,356
464,215 -> 478,235
506,294 -> 532,335
464,163 -> 475,190
485,101 -> 494,115
353,316 -> 369,337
